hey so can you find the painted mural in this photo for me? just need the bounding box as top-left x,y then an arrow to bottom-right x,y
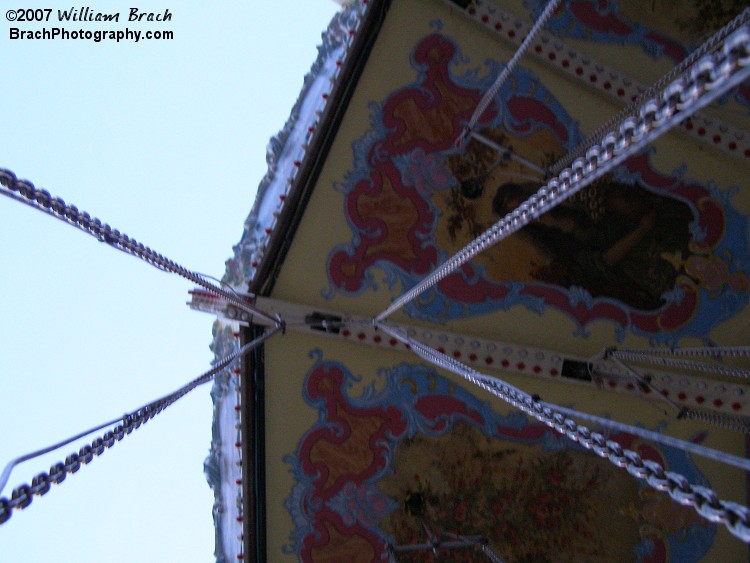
283,352 -> 716,562
325,29 -> 750,342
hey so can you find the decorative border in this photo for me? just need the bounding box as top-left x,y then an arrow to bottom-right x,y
222,1 -> 370,291
205,320 -> 244,562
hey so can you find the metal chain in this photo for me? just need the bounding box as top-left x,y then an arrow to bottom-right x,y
458,0 -> 561,146
682,409 -> 750,435
609,356 -> 683,414
547,403 -> 750,469
480,544 -> 505,563
549,6 -> 750,175
375,25 -> 750,322
606,348 -> 750,433
612,346 -> 750,358
376,322 -> 750,542
0,327 -> 280,525
0,168 -> 280,327
612,350 -> 750,380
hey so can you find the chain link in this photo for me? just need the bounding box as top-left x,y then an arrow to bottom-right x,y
682,409 -> 750,434
611,350 -> 750,380
480,543 -> 505,563
0,168 -> 279,327
612,346 -> 750,359
376,322 -> 750,543
0,402 -> 162,524
458,0 -> 561,145
549,7 -> 750,175
375,25 -> 750,322
0,327 -> 279,525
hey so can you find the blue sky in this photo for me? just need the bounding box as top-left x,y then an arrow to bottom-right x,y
0,1 -> 339,560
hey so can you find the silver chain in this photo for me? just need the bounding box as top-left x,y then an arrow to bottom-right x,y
549,7 -> 750,175
609,348 -> 750,434
458,0 -> 561,145
375,25 -> 750,322
376,322 -> 750,543
0,327 -> 280,525
613,346 -> 750,358
480,544 -> 505,563
0,168 -> 280,327
683,409 -> 750,434
611,350 -> 750,380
